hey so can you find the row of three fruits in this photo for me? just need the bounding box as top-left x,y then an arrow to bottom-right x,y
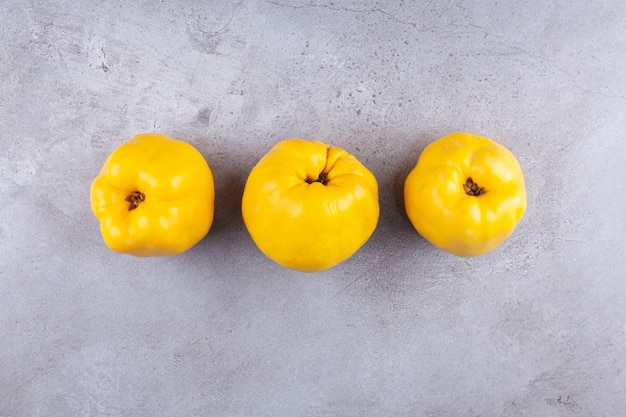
90,132 -> 526,272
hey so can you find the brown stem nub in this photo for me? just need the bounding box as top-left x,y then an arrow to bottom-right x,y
305,172 -> 329,185
125,190 -> 145,211
463,177 -> 485,197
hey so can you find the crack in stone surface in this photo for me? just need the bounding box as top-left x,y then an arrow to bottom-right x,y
265,1 -> 433,32
450,21 -> 626,102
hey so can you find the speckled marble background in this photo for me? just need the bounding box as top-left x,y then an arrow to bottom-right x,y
1,1 -> 625,416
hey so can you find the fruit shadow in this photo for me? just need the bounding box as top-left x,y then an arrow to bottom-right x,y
377,138 -> 429,235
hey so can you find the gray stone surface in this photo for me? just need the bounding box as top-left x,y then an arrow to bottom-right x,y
1,0 -> 625,416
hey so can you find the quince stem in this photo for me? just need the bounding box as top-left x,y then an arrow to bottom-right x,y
463,177 -> 485,196
125,190 -> 146,211
306,172 -> 329,185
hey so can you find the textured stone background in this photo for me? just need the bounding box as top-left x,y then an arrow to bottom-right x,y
1,0 -> 625,416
